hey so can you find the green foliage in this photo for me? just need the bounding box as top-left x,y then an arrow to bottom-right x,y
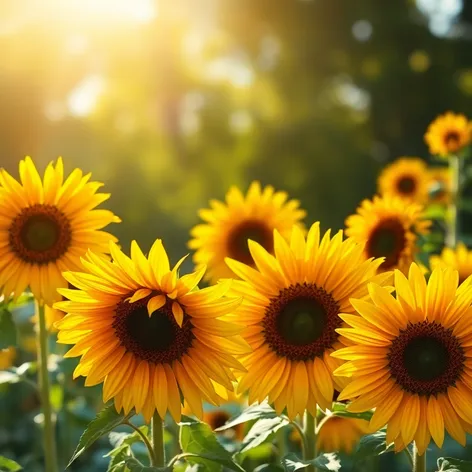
437,458 -> 472,472
0,309 -> 17,349
0,456 -> 22,472
124,458 -> 170,471
68,404 -> 130,467
239,417 -> 289,454
215,402 -> 278,432
352,431 -> 394,462
179,416 -> 244,471
282,453 -> 342,471
331,403 -> 373,422
253,464 -> 284,471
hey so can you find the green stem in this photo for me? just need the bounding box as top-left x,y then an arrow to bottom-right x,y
412,442 -> 426,472
446,154 -> 461,248
36,303 -> 58,472
151,412 -> 165,467
124,421 -> 155,465
303,411 -> 317,472
277,428 -> 287,459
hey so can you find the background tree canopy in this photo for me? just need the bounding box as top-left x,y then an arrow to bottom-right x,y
1,0 -> 471,266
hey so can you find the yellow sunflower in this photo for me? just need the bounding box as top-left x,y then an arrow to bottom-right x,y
0,157 -> 120,305
188,181 -> 306,284
345,195 -> 430,273
333,264 -> 472,454
225,223 -> 391,420
54,239 -> 248,422
430,243 -> 472,284
203,406 -> 245,440
316,413 -> 370,454
0,347 -> 16,370
425,112 -> 472,157
428,167 -> 451,205
377,157 -> 429,203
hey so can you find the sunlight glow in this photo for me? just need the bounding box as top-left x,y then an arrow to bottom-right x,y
67,75 -> 105,117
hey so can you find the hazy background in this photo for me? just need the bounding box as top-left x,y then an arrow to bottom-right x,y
2,0 -> 472,266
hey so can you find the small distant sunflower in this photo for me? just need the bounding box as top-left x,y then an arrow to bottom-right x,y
377,157 -> 429,203
316,414 -> 370,454
425,112 -> 472,157
430,243 -> 472,284
203,408 -> 245,440
333,264 -> 472,454
189,181 -> 306,284
428,167 -> 451,205
225,223 -> 390,420
0,347 -> 16,370
55,239 -> 248,422
345,195 -> 430,273
0,157 -> 120,305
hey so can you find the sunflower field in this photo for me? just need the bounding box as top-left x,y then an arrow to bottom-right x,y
2,1 -> 472,472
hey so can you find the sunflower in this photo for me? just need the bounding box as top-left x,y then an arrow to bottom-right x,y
0,157 -> 120,305
430,243 -> 472,284
225,223 -> 391,420
377,157 -> 429,203
0,347 -> 16,370
317,414 -> 369,454
333,264 -> 472,454
425,112 -> 472,157
54,239 -> 248,422
428,167 -> 451,205
345,195 -> 430,273
188,181 -> 306,284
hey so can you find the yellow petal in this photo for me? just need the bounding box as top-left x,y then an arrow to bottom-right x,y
172,302 -> 184,327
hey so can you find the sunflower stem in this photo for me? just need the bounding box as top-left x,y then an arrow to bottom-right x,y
36,303 -> 58,472
151,412 -> 165,467
412,442 -> 426,472
303,411 -> 317,472
446,154 -> 461,248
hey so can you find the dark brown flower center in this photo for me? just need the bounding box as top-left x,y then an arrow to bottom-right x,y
396,176 -> 416,195
8,204 -> 72,265
366,218 -> 406,269
388,321 -> 465,396
208,410 -> 231,430
444,131 -> 461,149
227,219 -> 274,265
262,283 -> 341,361
113,294 -> 194,364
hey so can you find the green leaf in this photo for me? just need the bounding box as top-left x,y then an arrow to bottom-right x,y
331,403 -> 373,421
179,416 -> 245,472
253,464 -> 284,471
282,453 -> 342,472
0,309 -> 17,349
0,456 -> 22,471
0,371 -> 20,385
352,430 -> 393,462
106,444 -> 133,471
239,417 -> 289,454
68,404 -> 130,467
437,457 -> 472,471
109,426 -> 149,450
124,457 -> 170,471
215,402 -> 277,431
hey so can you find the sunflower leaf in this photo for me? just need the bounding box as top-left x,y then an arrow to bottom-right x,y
0,308 -> 17,349
179,415 -> 245,472
68,404 -> 131,467
125,457 -> 170,471
239,417 -> 289,454
437,457 -> 472,471
215,402 -> 278,431
0,456 -> 22,471
282,453 -> 342,471
352,430 -> 394,461
331,403 -> 373,421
